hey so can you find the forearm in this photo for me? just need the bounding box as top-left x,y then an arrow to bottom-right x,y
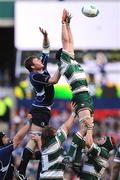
66,24 -> 74,55
48,70 -> 61,84
43,35 -> 49,48
85,129 -> 94,149
15,124 -> 30,139
79,123 -> 87,137
66,24 -> 74,45
63,112 -> 75,135
62,23 -> 69,50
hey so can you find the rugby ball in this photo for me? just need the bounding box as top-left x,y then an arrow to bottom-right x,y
82,5 -> 99,17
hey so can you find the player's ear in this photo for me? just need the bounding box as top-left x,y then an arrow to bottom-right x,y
31,65 -> 35,69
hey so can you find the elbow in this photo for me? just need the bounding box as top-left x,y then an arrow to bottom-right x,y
48,79 -> 58,84
86,141 -> 93,149
62,38 -> 69,44
53,79 -> 59,84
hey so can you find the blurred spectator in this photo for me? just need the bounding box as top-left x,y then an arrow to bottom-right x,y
96,52 -> 108,85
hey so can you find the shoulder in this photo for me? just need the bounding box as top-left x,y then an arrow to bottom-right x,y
55,126 -> 67,145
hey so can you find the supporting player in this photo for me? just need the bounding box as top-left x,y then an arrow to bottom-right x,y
65,119 -> 116,180
31,107 -> 76,180
0,116 -> 32,180
16,27 -> 61,180
56,9 -> 94,127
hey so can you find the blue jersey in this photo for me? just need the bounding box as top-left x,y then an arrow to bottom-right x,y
29,51 -> 54,109
0,142 -> 13,180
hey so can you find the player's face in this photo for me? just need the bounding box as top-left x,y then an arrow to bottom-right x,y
32,57 -> 44,70
2,135 -> 9,145
96,137 -> 106,145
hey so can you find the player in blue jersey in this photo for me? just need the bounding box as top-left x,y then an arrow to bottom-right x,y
16,27 -> 61,180
0,116 -> 32,180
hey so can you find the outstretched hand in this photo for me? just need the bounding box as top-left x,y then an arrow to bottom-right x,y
62,9 -> 72,24
39,27 -> 48,37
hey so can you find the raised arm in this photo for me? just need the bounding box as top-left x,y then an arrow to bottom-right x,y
62,9 -> 74,56
48,69 -> 61,84
62,112 -> 75,135
62,103 -> 76,135
66,11 -> 74,56
61,9 -> 70,52
13,114 -> 32,148
39,27 -> 50,51
39,27 -> 50,69
84,117 -> 94,149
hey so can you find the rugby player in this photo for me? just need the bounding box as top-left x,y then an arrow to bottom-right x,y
17,27 -> 60,180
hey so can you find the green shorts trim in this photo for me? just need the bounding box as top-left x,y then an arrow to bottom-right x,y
72,91 -> 94,115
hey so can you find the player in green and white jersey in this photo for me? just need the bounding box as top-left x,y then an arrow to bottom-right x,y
110,144 -> 120,180
32,110 -> 76,180
66,119 -> 116,180
56,9 -> 94,128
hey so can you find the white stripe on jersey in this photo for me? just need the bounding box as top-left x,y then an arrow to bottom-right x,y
68,72 -> 86,84
82,164 -> 105,177
42,141 -> 60,154
36,88 -> 45,96
40,170 -> 64,179
72,87 -> 89,94
42,155 -> 64,171
95,156 -> 108,168
60,59 -> 69,75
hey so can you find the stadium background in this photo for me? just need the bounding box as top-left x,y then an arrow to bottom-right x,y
0,0 -> 120,179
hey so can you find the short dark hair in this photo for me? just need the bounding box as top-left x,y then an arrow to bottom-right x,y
55,48 -> 62,61
24,56 -> 37,72
41,126 -> 56,148
0,131 -> 6,146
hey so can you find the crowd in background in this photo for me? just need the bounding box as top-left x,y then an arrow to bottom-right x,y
0,103 -> 119,180
0,51 -> 120,179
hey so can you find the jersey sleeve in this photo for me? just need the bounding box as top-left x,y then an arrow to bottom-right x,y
55,126 -> 67,145
114,145 -> 120,163
32,73 -> 50,84
88,144 -> 109,168
88,143 -> 101,157
41,44 -> 50,70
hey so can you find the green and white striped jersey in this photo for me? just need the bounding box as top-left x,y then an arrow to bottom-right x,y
72,135 -> 110,180
40,127 -> 67,180
114,144 -> 120,163
82,143 -> 110,180
59,50 -> 89,94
